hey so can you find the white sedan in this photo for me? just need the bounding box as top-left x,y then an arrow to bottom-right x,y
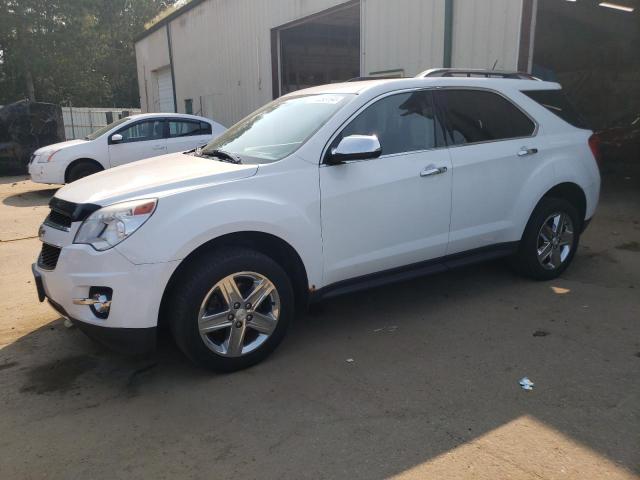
29,113 -> 226,183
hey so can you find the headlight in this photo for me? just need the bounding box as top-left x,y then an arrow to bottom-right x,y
74,198 -> 157,251
36,149 -> 60,163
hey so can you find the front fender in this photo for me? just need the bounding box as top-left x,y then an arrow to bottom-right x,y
115,166 -> 324,287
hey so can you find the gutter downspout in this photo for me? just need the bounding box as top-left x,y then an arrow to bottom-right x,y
443,0 -> 453,68
166,23 -> 178,113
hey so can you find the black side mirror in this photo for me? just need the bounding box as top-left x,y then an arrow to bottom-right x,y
326,134 -> 382,165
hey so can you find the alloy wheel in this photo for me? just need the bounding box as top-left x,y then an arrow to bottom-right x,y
536,212 -> 574,270
197,271 -> 281,357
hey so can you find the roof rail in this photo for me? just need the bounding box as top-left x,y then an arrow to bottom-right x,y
416,68 -> 539,80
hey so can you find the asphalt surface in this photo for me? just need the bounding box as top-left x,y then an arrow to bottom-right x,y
0,163 -> 638,479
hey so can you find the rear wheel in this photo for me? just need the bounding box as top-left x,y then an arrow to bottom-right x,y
169,247 -> 294,372
66,161 -> 102,182
513,197 -> 581,280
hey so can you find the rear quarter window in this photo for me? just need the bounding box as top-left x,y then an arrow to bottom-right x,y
522,90 -> 589,129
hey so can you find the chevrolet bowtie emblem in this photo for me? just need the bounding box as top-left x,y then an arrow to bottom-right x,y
38,224 -> 46,240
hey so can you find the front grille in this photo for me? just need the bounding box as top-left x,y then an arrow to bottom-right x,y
45,209 -> 72,230
38,243 -> 62,270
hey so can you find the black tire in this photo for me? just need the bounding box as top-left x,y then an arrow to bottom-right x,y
66,161 -> 102,182
513,197 -> 581,280
168,247 -> 294,372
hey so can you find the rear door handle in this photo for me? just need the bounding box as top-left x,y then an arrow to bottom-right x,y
517,147 -> 538,157
420,166 -> 448,177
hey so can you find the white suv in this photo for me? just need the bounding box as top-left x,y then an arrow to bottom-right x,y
29,113 -> 226,184
33,71 -> 601,371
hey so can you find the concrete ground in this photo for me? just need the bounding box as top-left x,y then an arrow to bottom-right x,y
0,163 -> 638,480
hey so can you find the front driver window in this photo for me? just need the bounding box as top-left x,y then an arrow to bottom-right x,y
118,120 -> 164,143
337,90 -> 442,156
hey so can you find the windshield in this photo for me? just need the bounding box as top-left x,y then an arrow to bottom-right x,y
84,117 -> 130,140
201,93 -> 354,163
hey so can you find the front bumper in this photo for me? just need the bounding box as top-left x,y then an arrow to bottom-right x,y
28,160 -> 64,184
43,292 -> 156,354
32,241 -> 179,353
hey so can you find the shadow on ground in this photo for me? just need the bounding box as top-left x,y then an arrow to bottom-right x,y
3,187 -> 58,208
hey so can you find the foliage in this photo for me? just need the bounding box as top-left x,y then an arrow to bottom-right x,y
0,0 -> 177,107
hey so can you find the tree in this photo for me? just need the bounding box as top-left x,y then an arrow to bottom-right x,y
0,0 -> 177,107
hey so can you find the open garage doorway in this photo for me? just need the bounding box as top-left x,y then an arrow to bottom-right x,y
532,0 -> 639,160
272,2 -> 360,97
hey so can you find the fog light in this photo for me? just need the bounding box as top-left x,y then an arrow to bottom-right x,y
72,287 -> 113,319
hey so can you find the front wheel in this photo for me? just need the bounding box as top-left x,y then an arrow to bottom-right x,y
513,197 -> 581,280
66,161 -> 102,182
169,247 -> 294,372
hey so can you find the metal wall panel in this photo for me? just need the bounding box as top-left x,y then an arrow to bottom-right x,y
361,0 -> 446,77
451,0 -> 523,70
135,27 -> 171,113
135,0 -> 524,126
160,0 -> 349,126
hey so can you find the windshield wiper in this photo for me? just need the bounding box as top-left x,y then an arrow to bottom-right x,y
199,148 -> 242,164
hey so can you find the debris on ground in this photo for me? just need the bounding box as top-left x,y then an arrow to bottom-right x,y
345,358 -> 354,363
63,319 -> 73,328
551,286 -> 570,295
519,377 -> 535,391
532,330 -> 550,337
373,325 -> 398,333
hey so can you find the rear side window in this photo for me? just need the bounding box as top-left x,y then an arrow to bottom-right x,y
168,120 -> 212,138
437,90 -> 536,145
522,90 -> 588,129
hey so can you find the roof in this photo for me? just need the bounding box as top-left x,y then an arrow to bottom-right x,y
285,76 -> 562,98
136,0 -> 207,42
127,112 -> 215,123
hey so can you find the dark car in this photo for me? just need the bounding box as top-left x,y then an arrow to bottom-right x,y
0,100 -> 64,175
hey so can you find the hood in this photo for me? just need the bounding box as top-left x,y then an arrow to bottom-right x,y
55,152 -> 259,205
33,139 -> 88,155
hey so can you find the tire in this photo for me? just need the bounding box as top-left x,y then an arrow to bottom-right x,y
168,247 -> 294,372
513,197 -> 581,280
66,161 -> 102,182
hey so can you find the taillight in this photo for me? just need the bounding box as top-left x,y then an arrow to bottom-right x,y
588,134 -> 602,168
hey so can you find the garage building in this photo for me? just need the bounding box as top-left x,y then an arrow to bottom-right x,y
134,0 -> 639,133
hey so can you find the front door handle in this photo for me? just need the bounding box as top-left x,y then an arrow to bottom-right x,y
420,166 -> 448,177
517,147 -> 538,157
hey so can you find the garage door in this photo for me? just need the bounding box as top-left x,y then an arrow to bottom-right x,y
156,67 -> 175,113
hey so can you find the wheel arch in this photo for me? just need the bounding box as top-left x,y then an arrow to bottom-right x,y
64,158 -> 104,182
521,182 -> 587,241
539,182 -> 587,225
158,231 -> 310,329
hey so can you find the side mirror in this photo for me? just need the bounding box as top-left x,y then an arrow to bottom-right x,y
326,134 -> 382,165
110,133 -> 123,143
